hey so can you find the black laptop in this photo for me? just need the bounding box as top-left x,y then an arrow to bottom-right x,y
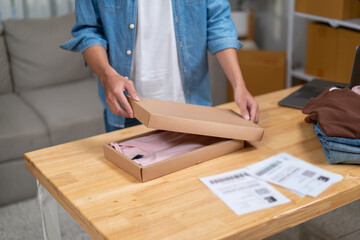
279,45 -> 360,109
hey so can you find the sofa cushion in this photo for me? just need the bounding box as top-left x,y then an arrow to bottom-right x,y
0,157 -> 37,206
0,31 -> 12,94
2,12 -> 92,92
20,78 -> 105,145
0,93 -> 51,162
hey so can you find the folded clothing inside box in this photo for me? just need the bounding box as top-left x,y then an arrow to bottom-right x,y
110,131 -> 223,166
104,97 -> 263,182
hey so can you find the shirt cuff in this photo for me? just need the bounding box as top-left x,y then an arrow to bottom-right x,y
208,38 -> 243,55
60,35 -> 108,53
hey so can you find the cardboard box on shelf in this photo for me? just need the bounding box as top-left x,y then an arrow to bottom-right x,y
296,0 -> 360,20
305,22 -> 360,83
337,28 -> 360,82
103,98 -> 264,182
228,50 -> 286,100
305,22 -> 339,82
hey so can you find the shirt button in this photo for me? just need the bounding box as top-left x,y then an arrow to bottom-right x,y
124,76 -> 128,79
175,16 -> 179,22
180,42 -> 183,47
127,50 -> 132,55
129,24 -> 135,29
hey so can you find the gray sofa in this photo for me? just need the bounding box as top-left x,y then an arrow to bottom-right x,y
0,12 -> 105,206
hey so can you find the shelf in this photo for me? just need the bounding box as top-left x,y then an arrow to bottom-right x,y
291,68 -> 316,82
294,12 -> 360,30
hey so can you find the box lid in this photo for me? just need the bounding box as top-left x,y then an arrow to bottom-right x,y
129,98 -> 264,141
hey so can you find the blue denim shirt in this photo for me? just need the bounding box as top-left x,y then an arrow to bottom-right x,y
60,0 -> 241,128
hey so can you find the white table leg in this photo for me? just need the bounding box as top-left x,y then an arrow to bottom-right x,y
36,180 -> 61,240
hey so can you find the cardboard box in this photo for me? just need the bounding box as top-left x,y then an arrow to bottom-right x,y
305,22 -> 339,82
104,98 -> 264,182
337,28 -> 360,82
296,0 -> 360,20
305,22 -> 360,83
229,50 -> 286,100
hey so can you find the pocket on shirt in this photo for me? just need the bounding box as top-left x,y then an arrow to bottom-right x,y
184,0 -> 204,5
98,0 -> 123,11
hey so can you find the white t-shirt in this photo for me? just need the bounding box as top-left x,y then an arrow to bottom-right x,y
130,0 -> 186,103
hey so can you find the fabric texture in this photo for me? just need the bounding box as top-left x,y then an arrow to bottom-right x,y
0,158 -> 37,205
104,111 -> 141,132
352,85 -> 360,95
111,131 -> 222,166
3,13 -> 92,91
313,123 -> 360,164
0,32 -> 12,94
131,0 -> 185,103
0,93 -> 51,162
61,0 -> 241,128
302,87 -> 360,139
20,78 -> 105,145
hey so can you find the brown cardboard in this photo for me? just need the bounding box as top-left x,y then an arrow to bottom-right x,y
337,28 -> 360,82
104,130 -> 244,182
104,99 -> 263,182
296,0 -> 360,20
234,50 -> 286,97
305,22 -> 339,82
129,97 -> 264,141
305,22 -> 360,83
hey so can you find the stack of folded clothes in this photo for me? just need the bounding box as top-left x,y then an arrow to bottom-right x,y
302,86 -> 360,164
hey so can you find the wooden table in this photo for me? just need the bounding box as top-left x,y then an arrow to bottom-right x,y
25,87 -> 360,240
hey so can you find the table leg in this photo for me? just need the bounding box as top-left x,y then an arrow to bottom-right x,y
36,180 -> 61,240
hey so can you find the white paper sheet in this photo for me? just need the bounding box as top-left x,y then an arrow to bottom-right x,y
245,153 -> 343,197
200,169 -> 290,215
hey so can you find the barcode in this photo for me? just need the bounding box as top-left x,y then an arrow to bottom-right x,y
256,161 -> 282,176
255,188 -> 270,196
302,170 -> 315,178
264,196 -> 277,203
317,176 -> 329,182
209,173 -> 246,184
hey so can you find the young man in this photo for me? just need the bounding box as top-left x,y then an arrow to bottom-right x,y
61,0 -> 259,132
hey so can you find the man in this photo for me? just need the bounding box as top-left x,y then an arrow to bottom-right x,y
61,0 -> 259,131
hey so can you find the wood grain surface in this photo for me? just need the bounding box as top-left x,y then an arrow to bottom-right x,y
24,86 -> 360,240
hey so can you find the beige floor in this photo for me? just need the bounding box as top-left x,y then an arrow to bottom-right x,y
0,197 -> 90,240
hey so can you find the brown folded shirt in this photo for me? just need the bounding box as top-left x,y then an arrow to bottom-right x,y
302,87 -> 360,139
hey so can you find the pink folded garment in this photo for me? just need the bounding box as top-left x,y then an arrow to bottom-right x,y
352,85 -> 360,95
110,131 -> 222,166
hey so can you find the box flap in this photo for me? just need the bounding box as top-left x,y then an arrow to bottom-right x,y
129,98 -> 264,141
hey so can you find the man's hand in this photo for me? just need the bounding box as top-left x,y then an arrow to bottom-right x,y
83,45 -> 139,118
100,70 -> 139,118
215,48 -> 259,123
234,86 -> 259,123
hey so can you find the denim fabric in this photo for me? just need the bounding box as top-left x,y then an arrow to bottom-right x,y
313,123 -> 360,164
60,0 -> 241,128
104,110 -> 141,132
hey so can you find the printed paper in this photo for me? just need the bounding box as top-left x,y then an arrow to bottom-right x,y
200,169 -> 290,215
245,153 -> 343,197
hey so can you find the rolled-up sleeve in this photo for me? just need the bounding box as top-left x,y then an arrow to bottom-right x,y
60,0 -> 107,53
207,0 -> 242,55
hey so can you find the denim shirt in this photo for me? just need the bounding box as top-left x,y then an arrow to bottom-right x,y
60,0 -> 241,128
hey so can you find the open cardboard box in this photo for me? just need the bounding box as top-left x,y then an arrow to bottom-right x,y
103,98 -> 264,182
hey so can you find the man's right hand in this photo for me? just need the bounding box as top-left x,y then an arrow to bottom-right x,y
100,69 -> 139,118
83,45 -> 139,118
